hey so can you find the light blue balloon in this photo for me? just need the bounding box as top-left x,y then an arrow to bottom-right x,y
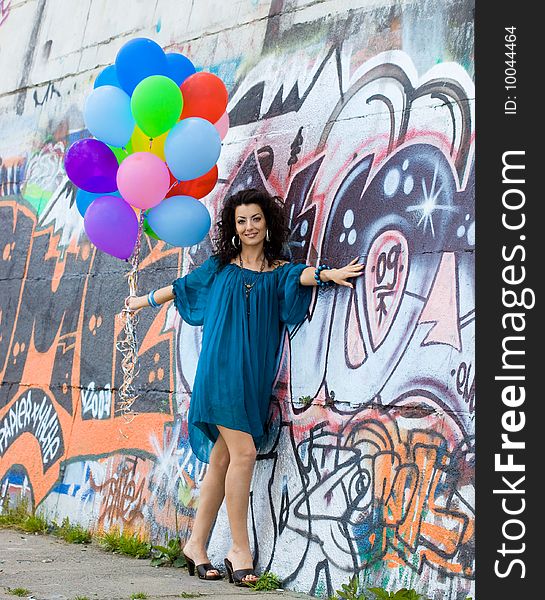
76,189 -> 121,217
84,85 -> 135,148
165,117 -> 221,181
94,65 -> 121,89
146,195 -> 211,247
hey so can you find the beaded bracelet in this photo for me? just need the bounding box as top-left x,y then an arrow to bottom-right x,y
147,290 -> 160,308
314,264 -> 334,287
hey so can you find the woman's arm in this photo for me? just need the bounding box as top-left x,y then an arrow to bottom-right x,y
299,258 -> 365,289
125,284 -> 175,311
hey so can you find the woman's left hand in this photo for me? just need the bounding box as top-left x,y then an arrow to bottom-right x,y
326,258 -> 365,289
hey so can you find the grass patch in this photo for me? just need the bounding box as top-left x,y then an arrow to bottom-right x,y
98,527 -> 123,552
98,527 -> 151,558
0,497 -> 30,528
130,594 -> 148,599
52,517 -> 92,544
0,497 -> 49,534
73,597 -> 90,600
247,571 -> 282,591
7,588 -> 31,597
20,513 -> 49,534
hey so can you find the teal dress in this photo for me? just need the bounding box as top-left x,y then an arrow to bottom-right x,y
172,256 -> 312,463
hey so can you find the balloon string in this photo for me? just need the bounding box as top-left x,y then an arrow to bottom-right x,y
115,210 -> 146,427
167,180 -> 179,193
149,138 -> 153,150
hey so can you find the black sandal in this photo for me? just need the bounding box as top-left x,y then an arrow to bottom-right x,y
224,557 -> 258,586
183,554 -> 222,580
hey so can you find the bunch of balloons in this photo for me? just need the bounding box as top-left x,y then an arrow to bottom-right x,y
65,37 -> 229,259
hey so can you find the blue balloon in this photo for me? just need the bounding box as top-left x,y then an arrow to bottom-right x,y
165,118 -> 221,181
115,37 -> 169,95
84,85 -> 135,147
76,190 -> 121,217
166,53 -> 196,86
146,195 -> 211,247
94,65 -> 121,89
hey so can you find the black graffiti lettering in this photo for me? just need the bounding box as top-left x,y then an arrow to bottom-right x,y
456,362 -> 475,412
0,389 -> 63,472
373,243 -> 402,324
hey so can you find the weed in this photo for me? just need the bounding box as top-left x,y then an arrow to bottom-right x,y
130,594 -> 148,599
0,496 -> 52,536
0,497 -> 51,536
329,575 -> 364,600
0,498 -> 30,528
150,537 -> 186,567
98,527 -> 123,552
367,587 -> 429,600
247,571 -> 282,591
298,395 -> 313,406
20,512 -> 49,534
118,533 -> 152,558
73,597 -> 90,600
7,588 -> 31,597
328,576 -> 431,600
52,517 -> 92,544
98,527 -> 151,558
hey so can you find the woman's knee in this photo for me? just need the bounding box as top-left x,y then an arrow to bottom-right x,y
216,426 -> 257,466
230,444 -> 256,466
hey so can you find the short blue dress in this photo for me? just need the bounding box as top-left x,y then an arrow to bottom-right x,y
172,256 -> 312,463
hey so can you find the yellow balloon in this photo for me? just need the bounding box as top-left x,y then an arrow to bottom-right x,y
130,126 -> 168,161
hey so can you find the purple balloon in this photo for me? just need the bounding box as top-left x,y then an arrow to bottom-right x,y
84,195 -> 138,260
64,138 -> 119,193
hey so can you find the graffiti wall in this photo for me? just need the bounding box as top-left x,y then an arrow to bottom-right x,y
0,1 -> 475,598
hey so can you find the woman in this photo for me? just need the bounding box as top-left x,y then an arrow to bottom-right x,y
126,189 -> 364,586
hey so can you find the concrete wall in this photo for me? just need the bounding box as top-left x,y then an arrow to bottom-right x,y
0,1 -> 475,598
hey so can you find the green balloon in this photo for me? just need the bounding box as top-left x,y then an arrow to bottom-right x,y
131,75 -> 183,139
108,139 -> 133,164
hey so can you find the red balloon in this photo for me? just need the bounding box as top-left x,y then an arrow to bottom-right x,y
180,72 -> 228,123
167,165 -> 219,199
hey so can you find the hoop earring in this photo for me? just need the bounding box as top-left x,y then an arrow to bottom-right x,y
231,235 -> 240,248
266,229 -> 270,242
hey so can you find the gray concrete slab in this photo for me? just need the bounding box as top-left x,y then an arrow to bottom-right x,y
0,529 -> 314,600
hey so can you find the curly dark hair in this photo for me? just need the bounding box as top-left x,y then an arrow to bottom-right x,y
213,188 -> 290,268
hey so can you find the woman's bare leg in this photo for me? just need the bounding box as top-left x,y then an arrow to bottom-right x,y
216,425 -> 258,584
183,435 -> 229,576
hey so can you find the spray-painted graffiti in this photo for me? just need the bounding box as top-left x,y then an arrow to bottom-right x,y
1,2 -> 474,599
33,82 -> 61,107
0,389 -> 64,471
90,456 -> 146,528
81,382 -> 112,420
0,0 -> 10,27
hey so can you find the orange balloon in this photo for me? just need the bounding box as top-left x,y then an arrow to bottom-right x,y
167,165 -> 218,199
180,72 -> 228,123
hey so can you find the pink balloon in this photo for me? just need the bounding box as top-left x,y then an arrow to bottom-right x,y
116,152 -> 170,209
214,111 -> 229,141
